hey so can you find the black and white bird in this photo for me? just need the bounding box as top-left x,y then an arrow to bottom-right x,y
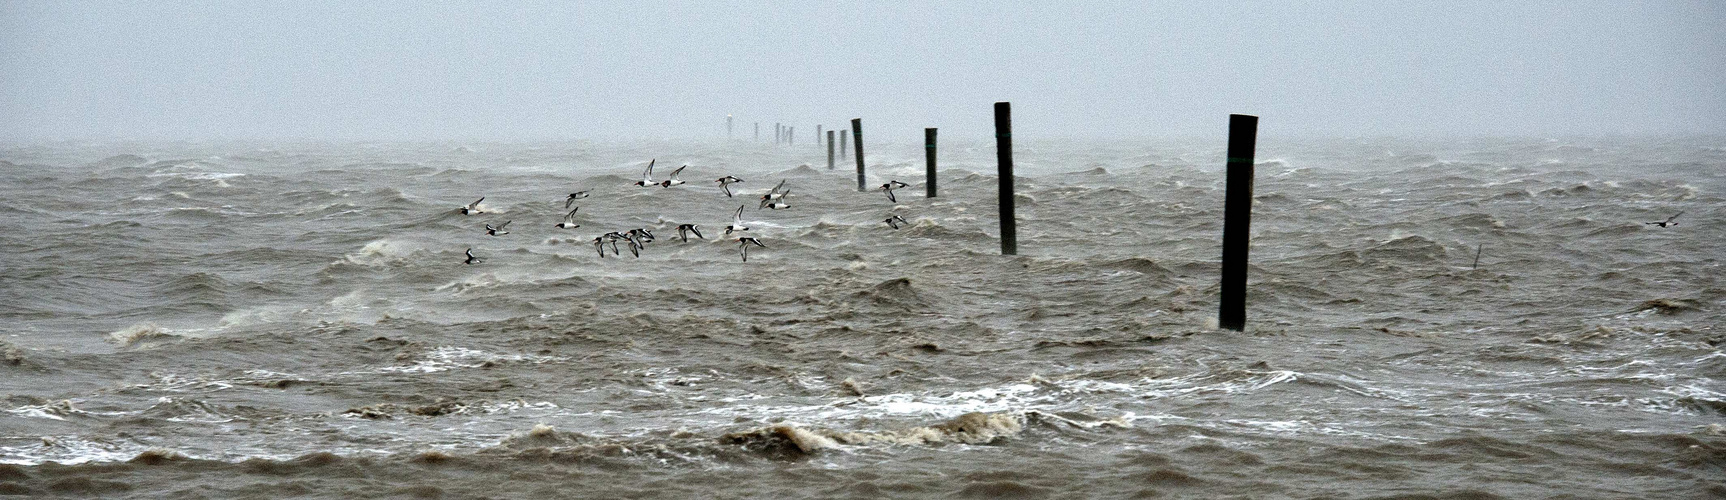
619,233 -> 643,257
555,207 -> 580,229
564,191 -> 589,208
724,205 -> 749,235
601,232 -> 625,255
879,180 -> 910,203
591,237 -> 609,258
737,237 -> 766,262
633,159 -> 657,187
676,223 -> 704,242
1645,212 -> 1683,228
764,188 -> 791,210
884,214 -> 909,229
460,197 -> 484,215
627,228 -> 655,244
659,165 -> 688,188
758,179 -> 788,209
485,221 -> 511,236
464,248 -> 481,264
715,175 -> 743,197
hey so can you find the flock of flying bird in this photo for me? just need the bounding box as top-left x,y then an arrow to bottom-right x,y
458,159 -> 916,264
455,158 -> 1679,266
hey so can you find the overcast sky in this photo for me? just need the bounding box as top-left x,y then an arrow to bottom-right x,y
2,1 -> 1722,141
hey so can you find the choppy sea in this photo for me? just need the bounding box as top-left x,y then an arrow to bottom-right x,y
1,137 -> 1722,498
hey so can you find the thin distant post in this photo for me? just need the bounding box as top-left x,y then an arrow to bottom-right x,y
827,130 -> 836,170
754,122 -> 760,141
775,123 -> 782,144
995,102 -> 1015,255
816,125 -> 823,147
925,127 -> 938,198
851,118 -> 865,192
788,126 -> 794,145
1219,113 -> 1258,332
839,131 -> 848,160
727,115 -> 734,139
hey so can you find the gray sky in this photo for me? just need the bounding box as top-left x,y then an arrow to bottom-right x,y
2,1 -> 1722,141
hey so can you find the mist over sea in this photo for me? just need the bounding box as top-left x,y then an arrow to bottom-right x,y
1,137 -> 1722,498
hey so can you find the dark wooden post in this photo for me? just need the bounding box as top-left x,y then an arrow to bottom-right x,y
995,102 -> 1015,255
1219,113 -> 1258,331
827,130 -> 836,170
851,118 -> 865,192
925,127 -> 938,198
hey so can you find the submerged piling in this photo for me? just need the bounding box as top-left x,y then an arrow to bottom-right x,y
995,102 -> 1015,255
827,130 -> 836,170
925,127 -> 938,198
851,118 -> 865,192
1219,113 -> 1258,332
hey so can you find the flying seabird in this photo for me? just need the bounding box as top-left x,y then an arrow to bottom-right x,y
885,214 -> 908,229
1645,212 -> 1683,228
633,159 -> 657,187
485,220 -> 511,236
628,228 -> 655,244
620,233 -> 643,257
564,191 -> 589,208
724,205 -> 749,235
737,237 -> 766,262
555,207 -> 580,229
460,197 -> 484,215
758,179 -> 788,209
715,176 -> 743,197
879,180 -> 909,203
659,165 -> 688,188
764,188 -> 791,210
464,248 -> 481,264
591,237 -> 608,258
601,232 -> 625,255
677,223 -> 704,242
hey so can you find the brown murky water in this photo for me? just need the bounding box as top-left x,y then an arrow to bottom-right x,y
2,137 -> 1722,498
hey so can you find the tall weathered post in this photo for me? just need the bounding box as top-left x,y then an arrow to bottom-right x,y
1219,113 -> 1258,331
851,118 -> 865,192
925,127 -> 938,198
827,130 -> 836,170
995,102 -> 1015,255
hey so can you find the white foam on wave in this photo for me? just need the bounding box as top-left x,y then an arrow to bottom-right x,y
345,239 -> 425,266
0,435 -> 150,466
107,322 -> 176,346
374,346 -> 570,374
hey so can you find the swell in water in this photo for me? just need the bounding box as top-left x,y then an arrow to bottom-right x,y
1,137 -> 1723,498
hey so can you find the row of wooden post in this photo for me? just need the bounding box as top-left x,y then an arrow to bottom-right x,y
756,106 -> 1258,332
